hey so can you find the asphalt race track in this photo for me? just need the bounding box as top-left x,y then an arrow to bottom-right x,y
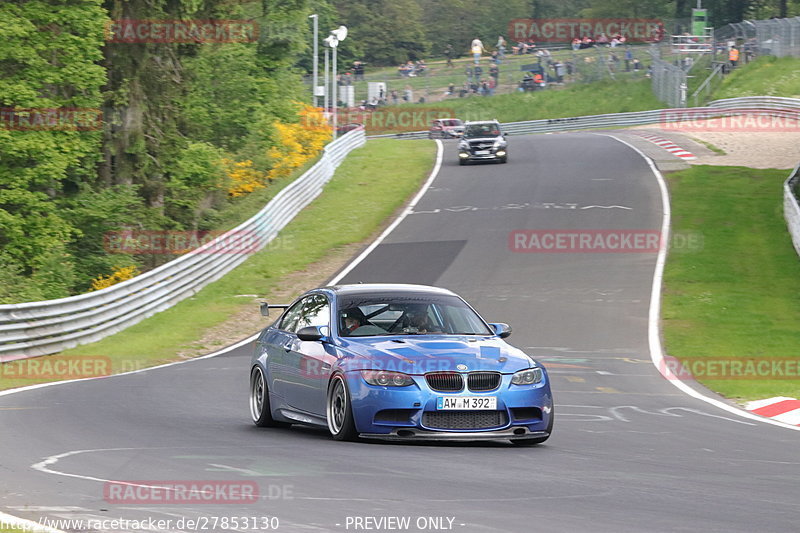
1,133 -> 798,533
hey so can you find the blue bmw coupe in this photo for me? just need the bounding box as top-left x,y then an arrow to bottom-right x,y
249,284 -> 553,444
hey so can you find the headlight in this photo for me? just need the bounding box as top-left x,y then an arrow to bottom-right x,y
361,370 -> 414,387
511,367 -> 543,385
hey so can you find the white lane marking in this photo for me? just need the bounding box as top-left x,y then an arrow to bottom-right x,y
579,205 -> 632,210
328,139 -> 443,284
599,133 -> 800,432
0,334 -> 258,398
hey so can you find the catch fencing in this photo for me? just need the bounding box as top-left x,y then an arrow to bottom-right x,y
0,129 -> 366,362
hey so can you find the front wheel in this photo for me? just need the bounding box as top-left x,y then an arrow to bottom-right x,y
250,366 -> 288,427
327,374 -> 358,441
459,159 -> 467,166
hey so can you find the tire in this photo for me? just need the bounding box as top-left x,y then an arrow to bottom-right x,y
250,366 -> 288,427
326,374 -> 358,441
511,406 -> 553,446
459,159 -> 467,166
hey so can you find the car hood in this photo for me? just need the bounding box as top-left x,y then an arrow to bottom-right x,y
463,136 -> 500,143
339,335 -> 535,375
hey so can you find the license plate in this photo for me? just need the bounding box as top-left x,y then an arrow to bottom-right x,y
436,397 -> 497,410
475,150 -> 490,155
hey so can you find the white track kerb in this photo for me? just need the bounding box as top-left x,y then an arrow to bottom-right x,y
600,133 -> 800,433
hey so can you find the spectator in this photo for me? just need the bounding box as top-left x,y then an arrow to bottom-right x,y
624,47 -> 633,72
608,52 -> 619,73
553,60 -> 565,84
489,63 -> 499,81
633,58 -> 642,72
403,85 -> 412,102
471,37 -> 485,64
496,35 -> 506,59
728,46 -> 739,68
487,76 -> 496,96
353,61 -> 365,81
444,44 -> 454,68
390,89 -> 398,104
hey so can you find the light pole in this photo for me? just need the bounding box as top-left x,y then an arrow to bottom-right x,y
323,36 -> 333,132
328,26 -> 348,140
309,14 -> 319,107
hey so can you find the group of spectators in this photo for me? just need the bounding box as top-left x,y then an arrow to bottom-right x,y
397,60 -> 427,77
570,32 -> 630,49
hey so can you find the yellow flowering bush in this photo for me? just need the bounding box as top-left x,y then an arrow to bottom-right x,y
89,265 -> 140,291
267,104 -> 331,181
225,159 -> 267,197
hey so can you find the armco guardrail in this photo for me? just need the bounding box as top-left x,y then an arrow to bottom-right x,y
369,96 -> 800,139
785,162 -> 800,258
0,129 -> 366,362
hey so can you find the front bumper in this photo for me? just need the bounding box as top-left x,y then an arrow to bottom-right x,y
459,149 -> 507,161
345,371 -> 552,440
361,428 -> 550,441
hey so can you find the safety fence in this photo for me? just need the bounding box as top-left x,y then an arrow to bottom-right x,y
785,162 -> 800,259
0,129 -> 366,362
650,16 -> 800,107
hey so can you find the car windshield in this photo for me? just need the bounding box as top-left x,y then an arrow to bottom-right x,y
337,293 -> 493,337
464,124 -> 500,138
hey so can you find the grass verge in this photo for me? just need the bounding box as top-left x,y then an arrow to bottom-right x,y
713,56 -> 800,99
662,165 -> 800,401
0,139 -> 436,392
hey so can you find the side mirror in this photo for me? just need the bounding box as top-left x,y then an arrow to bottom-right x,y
297,326 -> 326,342
488,323 -> 512,339
260,302 -> 289,317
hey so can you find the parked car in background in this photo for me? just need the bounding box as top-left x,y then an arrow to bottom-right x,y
429,118 -> 464,139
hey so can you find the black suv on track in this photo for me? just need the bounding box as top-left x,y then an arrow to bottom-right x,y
458,120 -> 508,165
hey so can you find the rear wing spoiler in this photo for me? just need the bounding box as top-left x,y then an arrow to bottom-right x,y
260,302 -> 290,317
